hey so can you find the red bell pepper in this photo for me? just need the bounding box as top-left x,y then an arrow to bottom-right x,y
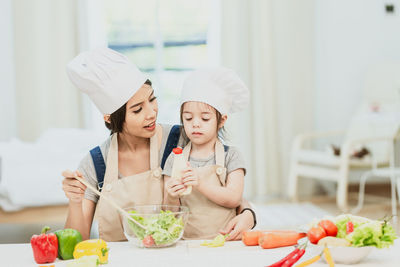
30,226 -> 58,264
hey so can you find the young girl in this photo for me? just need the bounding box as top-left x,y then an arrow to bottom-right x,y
163,67 -> 249,239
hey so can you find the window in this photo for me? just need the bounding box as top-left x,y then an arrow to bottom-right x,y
104,0 -> 219,124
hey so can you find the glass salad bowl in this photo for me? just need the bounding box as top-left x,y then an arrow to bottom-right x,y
120,205 -> 189,248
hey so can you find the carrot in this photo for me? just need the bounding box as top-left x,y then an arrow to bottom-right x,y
242,230 -> 305,246
242,231 -> 262,246
258,231 -> 306,249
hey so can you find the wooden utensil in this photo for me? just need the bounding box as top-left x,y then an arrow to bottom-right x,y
74,175 -> 146,230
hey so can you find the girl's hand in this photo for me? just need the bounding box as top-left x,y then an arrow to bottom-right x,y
219,211 -> 254,240
165,177 -> 186,198
61,170 -> 87,204
181,163 -> 200,188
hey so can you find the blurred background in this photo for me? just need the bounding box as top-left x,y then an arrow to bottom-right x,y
1,0 -> 400,243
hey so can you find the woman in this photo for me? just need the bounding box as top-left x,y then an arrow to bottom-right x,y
62,47 -> 256,241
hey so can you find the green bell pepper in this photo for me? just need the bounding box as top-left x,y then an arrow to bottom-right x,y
55,228 -> 83,260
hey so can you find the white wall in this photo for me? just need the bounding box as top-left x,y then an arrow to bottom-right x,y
272,0 -> 315,195
77,0 -> 108,134
0,0 -> 16,141
314,0 -> 400,131
13,0 -> 84,141
219,0 -> 316,198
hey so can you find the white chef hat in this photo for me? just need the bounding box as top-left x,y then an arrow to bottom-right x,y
66,47 -> 147,114
180,67 -> 249,114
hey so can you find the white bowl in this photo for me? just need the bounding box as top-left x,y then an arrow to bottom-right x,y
299,238 -> 374,264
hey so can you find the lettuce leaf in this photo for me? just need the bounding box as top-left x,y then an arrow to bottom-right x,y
347,221 -> 384,247
127,210 -> 146,239
380,221 -> 397,248
335,214 -> 367,238
335,216 -> 349,238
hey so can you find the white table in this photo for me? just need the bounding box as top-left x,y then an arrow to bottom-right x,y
2,239 -> 399,267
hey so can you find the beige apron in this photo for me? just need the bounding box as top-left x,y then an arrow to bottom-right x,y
95,133 -> 163,241
181,140 -> 236,239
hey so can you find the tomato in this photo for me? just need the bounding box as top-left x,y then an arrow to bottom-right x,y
318,220 -> 338,237
307,226 -> 327,244
346,221 -> 354,234
142,235 -> 155,247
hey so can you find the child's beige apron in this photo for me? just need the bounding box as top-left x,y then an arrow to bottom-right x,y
181,140 -> 236,239
95,133 -> 163,241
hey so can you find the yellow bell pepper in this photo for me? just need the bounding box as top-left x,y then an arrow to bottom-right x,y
73,239 -> 109,264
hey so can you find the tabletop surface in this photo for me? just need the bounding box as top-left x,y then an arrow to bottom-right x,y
2,239 -> 399,267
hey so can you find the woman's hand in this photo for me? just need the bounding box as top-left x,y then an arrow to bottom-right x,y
219,210 -> 254,240
165,176 -> 186,198
61,170 -> 87,204
181,163 -> 200,188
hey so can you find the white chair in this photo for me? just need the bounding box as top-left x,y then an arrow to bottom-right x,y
352,166 -> 400,227
288,62 -> 400,212
352,81 -> 400,226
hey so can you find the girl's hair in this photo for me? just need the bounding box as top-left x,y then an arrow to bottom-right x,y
179,102 -> 227,142
105,79 -> 152,134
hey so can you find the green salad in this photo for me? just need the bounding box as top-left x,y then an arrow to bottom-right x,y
334,214 -> 397,248
127,210 -> 184,246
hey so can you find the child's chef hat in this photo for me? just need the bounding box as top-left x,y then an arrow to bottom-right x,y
66,47 -> 147,114
180,67 -> 249,114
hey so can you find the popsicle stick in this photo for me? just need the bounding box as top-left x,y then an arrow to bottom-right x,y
74,175 -> 146,230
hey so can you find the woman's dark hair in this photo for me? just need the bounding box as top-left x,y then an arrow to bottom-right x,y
105,79 -> 152,134
179,102 -> 227,142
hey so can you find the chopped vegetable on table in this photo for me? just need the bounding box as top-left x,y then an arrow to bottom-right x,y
201,234 -> 228,247
30,226 -> 58,264
67,255 -> 100,267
